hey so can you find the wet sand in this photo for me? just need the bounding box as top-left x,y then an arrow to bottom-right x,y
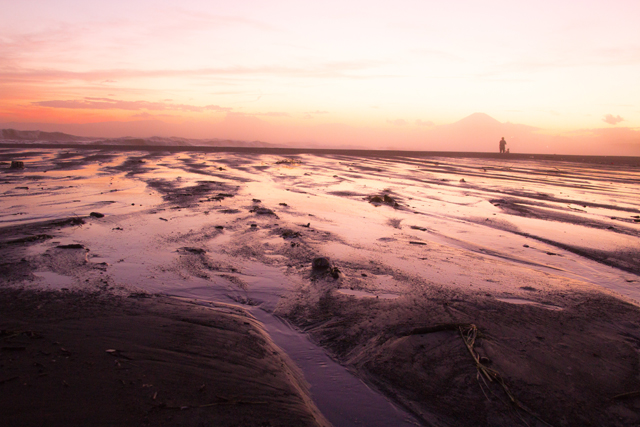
1,145 -> 640,426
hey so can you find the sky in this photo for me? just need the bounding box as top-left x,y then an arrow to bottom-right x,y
1,0 -> 639,154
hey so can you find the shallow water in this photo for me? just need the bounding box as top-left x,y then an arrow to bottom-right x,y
2,147 -> 640,425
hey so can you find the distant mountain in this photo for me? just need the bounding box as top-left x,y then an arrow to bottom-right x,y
0,128 -> 274,148
1,129 -> 89,142
450,112 -> 503,128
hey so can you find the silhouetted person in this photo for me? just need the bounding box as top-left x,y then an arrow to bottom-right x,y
499,137 -> 507,153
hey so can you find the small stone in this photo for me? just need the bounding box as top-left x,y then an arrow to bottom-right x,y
89,212 -> 105,218
10,161 -> 25,169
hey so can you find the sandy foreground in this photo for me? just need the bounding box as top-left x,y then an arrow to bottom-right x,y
1,146 -> 640,427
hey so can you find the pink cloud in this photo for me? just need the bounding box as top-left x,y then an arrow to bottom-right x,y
602,114 -> 624,125
0,60 -> 392,85
415,119 -> 435,127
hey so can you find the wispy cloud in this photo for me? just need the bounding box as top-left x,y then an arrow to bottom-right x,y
228,111 -> 290,118
0,60 -> 395,84
387,119 -> 407,126
131,112 -> 175,119
602,114 -> 624,125
415,119 -> 435,127
32,97 -> 231,113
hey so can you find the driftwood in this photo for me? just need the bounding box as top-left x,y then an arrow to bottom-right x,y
405,323 -> 554,427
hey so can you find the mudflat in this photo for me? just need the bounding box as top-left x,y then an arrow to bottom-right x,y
0,288 -> 328,427
1,146 -> 640,426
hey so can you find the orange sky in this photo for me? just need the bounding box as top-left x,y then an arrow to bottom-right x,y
1,1 -> 639,154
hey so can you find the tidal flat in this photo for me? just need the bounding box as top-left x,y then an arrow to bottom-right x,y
1,147 -> 639,427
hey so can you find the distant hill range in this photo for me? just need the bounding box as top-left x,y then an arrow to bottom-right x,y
0,128 -> 274,148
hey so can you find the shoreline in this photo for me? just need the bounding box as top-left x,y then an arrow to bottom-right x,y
2,142 -> 640,165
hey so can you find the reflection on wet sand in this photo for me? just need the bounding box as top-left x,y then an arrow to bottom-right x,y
1,147 -> 640,427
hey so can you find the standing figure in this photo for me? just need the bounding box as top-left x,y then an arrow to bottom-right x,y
499,137 -> 507,153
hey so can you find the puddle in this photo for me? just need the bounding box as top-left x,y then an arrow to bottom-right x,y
249,308 -> 418,427
338,289 -> 399,299
496,297 -> 564,311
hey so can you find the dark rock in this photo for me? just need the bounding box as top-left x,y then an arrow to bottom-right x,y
10,161 -> 25,169
409,241 -> 427,245
181,247 -> 206,254
252,207 -> 275,215
279,203 -> 288,206
159,217 -> 168,221
281,229 -> 300,239
215,225 -> 224,229
57,244 -> 86,249
312,257 -> 331,270
410,225 -> 427,231
250,223 -> 257,228
523,244 -> 529,248
89,212 -> 105,218
252,198 -> 262,203
369,194 -> 399,208
459,178 -> 466,183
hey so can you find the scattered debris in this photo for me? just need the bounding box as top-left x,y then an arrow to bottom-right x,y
275,158 -> 302,165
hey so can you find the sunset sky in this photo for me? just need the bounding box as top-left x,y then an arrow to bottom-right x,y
1,0 -> 639,154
